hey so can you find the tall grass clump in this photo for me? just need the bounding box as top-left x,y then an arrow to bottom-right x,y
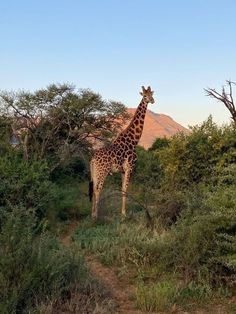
136,281 -> 177,312
73,217 -> 151,267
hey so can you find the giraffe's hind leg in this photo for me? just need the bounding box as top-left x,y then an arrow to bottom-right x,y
91,164 -> 108,219
121,154 -> 136,217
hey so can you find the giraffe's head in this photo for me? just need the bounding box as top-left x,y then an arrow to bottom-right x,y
140,86 -> 155,104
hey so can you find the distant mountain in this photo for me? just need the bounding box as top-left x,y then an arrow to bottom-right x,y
126,108 -> 190,149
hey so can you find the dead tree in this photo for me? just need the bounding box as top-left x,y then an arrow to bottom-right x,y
205,80 -> 236,123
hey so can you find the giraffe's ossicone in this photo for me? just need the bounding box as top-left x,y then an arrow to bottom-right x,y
89,86 -> 155,219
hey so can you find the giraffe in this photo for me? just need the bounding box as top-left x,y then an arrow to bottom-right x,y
89,86 -> 155,219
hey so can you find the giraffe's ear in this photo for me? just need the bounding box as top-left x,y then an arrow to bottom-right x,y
140,92 -> 144,96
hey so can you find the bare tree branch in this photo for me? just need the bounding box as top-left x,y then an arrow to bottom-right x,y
205,80 -> 236,122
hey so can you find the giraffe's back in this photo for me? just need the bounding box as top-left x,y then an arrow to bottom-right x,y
92,143 -> 136,174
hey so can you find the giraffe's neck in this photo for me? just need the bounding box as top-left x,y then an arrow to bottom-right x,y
114,98 -> 148,146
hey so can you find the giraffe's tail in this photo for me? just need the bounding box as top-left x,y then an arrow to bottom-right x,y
89,160 -> 94,202
89,181 -> 93,202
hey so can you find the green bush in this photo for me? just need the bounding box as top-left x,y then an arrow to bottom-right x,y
0,207 -> 88,313
133,146 -> 163,188
49,180 -> 91,222
0,116 -> 12,154
0,153 -> 55,222
149,137 -> 170,151
51,155 -> 89,181
153,188 -> 187,226
141,176 -> 236,285
157,117 -> 236,188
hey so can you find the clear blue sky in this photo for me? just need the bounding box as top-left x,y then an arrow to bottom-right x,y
1,0 -> 236,127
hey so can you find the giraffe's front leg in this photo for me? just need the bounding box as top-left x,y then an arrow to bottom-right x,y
121,169 -> 131,217
91,187 -> 99,220
92,182 -> 102,219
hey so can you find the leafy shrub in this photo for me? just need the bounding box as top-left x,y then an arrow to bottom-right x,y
48,180 -> 90,222
0,207 -> 89,313
157,117 -> 236,188
149,137 -> 170,151
51,155 -> 89,181
133,146 -> 163,188
0,152 -> 55,222
145,180 -> 236,286
153,189 -> 187,226
0,116 -> 12,154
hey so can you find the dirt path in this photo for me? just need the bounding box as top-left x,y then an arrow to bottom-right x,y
85,255 -> 144,314
60,221 -> 146,314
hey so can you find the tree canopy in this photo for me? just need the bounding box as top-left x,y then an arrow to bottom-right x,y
0,84 -> 129,170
